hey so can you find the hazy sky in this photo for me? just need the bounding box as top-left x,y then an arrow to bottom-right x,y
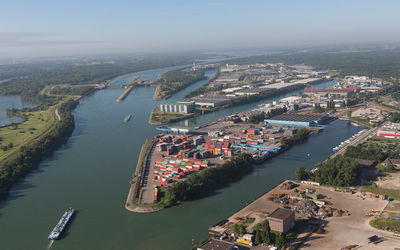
1,0 -> 400,58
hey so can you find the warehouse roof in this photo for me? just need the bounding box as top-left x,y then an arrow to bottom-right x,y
198,239 -> 251,250
268,208 -> 294,221
266,113 -> 328,123
305,87 -> 360,93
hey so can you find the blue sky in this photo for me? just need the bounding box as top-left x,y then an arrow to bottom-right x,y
1,0 -> 400,58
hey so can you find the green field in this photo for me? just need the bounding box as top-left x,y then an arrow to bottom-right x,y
370,218 -> 400,232
151,111 -> 195,124
0,107 -> 57,160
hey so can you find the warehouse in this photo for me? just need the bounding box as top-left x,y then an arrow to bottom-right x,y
377,123 -> 400,139
235,88 -> 271,96
192,97 -> 231,108
159,101 -> 195,114
305,87 -> 360,100
264,113 -> 329,127
266,208 -> 295,234
197,239 -> 251,250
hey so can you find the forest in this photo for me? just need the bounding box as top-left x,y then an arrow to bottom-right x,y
296,155 -> 360,187
155,68 -> 206,99
0,53 -> 211,100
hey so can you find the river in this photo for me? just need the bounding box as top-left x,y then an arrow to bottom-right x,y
0,66 -> 361,250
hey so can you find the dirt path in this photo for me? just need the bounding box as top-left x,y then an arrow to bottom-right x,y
55,108 -> 61,121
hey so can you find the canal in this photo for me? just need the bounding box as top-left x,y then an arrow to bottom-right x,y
0,66 -> 361,250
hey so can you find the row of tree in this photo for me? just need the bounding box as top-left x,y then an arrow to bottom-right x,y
248,107 -> 288,124
0,100 -> 77,190
281,128 -> 310,148
344,143 -> 388,162
162,153 -> 254,206
295,155 -> 360,187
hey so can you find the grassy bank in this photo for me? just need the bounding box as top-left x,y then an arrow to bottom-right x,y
370,218 -> 400,232
0,98 -> 77,191
349,117 -> 373,128
0,107 -> 55,160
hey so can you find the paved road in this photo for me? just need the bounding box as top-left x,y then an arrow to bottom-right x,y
140,141 -> 157,204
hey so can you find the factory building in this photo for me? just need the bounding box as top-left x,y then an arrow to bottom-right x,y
192,97 -> 231,108
215,75 -> 244,82
159,101 -> 195,114
377,123 -> 400,139
305,87 -> 360,100
266,208 -> 295,234
197,238 -> 251,250
235,88 -> 271,96
265,113 -> 329,127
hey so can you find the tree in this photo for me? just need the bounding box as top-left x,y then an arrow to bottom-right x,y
293,103 -> 299,111
239,224 -> 247,236
275,233 -> 285,248
313,103 -> 325,113
347,110 -> 352,119
233,224 -> 240,234
295,166 -> 310,181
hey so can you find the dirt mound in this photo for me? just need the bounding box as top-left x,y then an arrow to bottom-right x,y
280,181 -> 297,190
333,209 -> 349,217
315,227 -> 326,234
294,199 -> 319,218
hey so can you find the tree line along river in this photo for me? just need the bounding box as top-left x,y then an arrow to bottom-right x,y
0,66 -> 362,250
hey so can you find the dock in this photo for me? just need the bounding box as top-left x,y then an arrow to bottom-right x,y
330,125 -> 380,158
116,86 -> 134,102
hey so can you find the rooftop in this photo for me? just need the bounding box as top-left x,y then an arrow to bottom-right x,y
383,158 -> 400,165
198,239 -> 251,250
266,113 -> 328,123
267,208 -> 294,221
305,87 -> 360,93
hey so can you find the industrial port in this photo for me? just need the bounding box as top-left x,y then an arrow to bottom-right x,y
126,109 -> 330,211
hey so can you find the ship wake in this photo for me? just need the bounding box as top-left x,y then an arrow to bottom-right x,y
47,240 -> 54,249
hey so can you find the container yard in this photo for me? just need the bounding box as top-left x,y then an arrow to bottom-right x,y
143,118 -> 319,204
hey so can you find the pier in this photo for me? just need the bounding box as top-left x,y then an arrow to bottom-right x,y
330,125 -> 381,158
116,86 -> 134,102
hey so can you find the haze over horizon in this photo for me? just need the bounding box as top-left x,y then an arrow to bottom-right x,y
2,0 -> 400,59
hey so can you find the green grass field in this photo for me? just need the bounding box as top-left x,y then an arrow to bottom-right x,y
370,218 -> 400,232
151,111 -> 194,124
0,107 -> 56,160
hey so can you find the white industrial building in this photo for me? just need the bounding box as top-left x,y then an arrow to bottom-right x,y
159,101 -> 195,114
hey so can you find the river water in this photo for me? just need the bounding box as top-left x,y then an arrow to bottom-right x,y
0,95 -> 36,127
0,67 -> 361,250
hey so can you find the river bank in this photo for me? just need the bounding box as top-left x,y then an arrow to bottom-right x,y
149,76 -> 334,125
0,62 -> 358,250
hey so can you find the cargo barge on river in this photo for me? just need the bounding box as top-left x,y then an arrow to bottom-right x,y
48,208 -> 75,240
